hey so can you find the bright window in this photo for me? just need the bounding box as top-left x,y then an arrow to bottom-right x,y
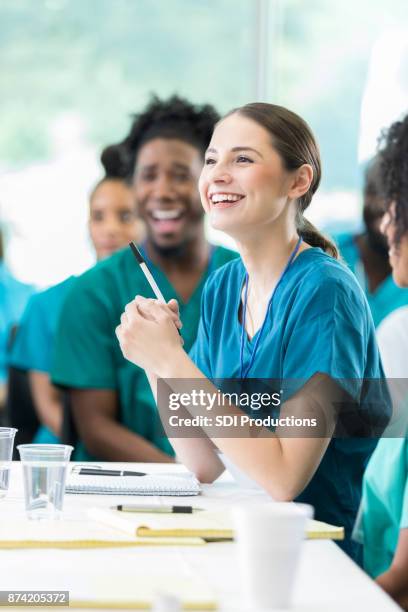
1,0 -> 408,285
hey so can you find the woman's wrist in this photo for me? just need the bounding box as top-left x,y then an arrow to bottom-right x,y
156,346 -> 191,379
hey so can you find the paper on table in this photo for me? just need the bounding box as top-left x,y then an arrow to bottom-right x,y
69,574 -> 217,610
88,508 -> 344,541
306,519 -> 345,540
0,518 -> 205,549
4,557 -> 216,610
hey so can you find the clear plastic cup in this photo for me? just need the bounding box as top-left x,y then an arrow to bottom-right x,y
17,444 -> 73,519
0,428 -> 18,498
233,502 -> 313,610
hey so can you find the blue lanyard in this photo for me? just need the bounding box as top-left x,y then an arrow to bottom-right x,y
239,236 -> 303,379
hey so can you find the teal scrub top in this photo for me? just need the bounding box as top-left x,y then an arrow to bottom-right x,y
335,232 -> 408,327
51,245 -> 238,461
0,262 -> 35,382
353,438 -> 408,577
190,248 -> 388,562
9,276 -> 75,444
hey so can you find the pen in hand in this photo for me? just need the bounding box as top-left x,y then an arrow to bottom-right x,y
129,242 -> 167,303
129,242 -> 182,336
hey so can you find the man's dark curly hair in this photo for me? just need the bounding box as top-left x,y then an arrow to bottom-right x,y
379,114 -> 408,248
102,95 -> 219,180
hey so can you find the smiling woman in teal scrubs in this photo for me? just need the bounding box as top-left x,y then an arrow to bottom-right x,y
116,103 -> 388,562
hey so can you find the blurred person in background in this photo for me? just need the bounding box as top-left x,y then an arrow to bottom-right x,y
0,227 -> 35,412
51,95 -> 237,462
8,148 -> 143,442
334,155 -> 408,327
353,114 -> 408,610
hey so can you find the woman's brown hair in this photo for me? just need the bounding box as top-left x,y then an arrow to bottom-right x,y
226,103 -> 338,258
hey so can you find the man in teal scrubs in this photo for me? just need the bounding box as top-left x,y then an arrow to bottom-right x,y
334,157 -> 408,327
51,95 -> 237,462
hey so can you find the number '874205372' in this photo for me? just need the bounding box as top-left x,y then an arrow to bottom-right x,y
0,591 -> 69,606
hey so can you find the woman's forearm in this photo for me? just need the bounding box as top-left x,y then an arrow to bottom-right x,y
145,366 -> 224,480
155,349 -> 334,498
169,438 -> 225,482
145,370 -> 158,402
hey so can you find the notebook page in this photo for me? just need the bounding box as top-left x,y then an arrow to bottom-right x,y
66,473 -> 201,496
0,518 -> 205,548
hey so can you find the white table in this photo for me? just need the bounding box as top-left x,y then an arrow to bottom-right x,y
0,462 -> 401,611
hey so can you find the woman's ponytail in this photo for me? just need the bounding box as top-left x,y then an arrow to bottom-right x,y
296,213 -> 339,258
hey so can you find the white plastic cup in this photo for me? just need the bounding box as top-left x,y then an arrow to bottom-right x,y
17,444 -> 73,519
0,428 -> 18,498
233,502 -> 313,610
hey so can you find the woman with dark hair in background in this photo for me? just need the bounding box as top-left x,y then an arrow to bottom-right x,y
51,95 -> 237,461
88,147 -> 145,259
353,114 -> 408,610
334,155 -> 408,328
9,148 -> 142,443
117,103 -> 388,561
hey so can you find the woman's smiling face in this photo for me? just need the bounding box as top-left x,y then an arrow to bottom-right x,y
89,179 -> 142,260
199,113 -> 296,239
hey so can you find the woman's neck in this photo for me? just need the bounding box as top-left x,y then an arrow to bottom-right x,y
237,225 -> 305,301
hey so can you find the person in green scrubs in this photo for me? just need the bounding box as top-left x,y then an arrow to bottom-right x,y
51,95 -> 237,462
9,147 -> 143,444
353,115 -> 408,609
333,155 -> 408,328
116,103 -> 389,562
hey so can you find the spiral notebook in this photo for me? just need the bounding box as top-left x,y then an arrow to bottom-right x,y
65,472 -> 201,496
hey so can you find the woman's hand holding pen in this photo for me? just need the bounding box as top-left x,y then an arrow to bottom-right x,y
116,296 -> 184,375
161,298 -> 183,334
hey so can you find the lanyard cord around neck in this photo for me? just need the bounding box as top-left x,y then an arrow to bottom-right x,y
239,236 -> 303,379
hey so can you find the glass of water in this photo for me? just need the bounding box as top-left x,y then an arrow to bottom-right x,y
0,428 -> 17,498
17,444 -> 73,519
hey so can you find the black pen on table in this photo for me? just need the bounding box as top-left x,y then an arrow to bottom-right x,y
115,504 -> 202,514
129,242 -> 182,335
77,468 -> 146,477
